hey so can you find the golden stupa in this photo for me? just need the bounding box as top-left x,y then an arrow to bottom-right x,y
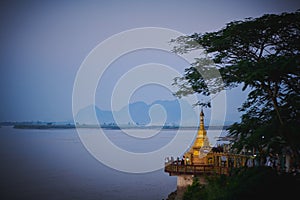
184,110 -> 211,165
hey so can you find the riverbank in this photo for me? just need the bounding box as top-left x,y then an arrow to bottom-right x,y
1,122 -> 229,130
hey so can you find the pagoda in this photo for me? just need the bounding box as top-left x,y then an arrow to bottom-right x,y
164,110 -> 250,199
184,109 -> 211,165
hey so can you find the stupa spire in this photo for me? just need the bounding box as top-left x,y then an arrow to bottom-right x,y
199,109 -> 205,131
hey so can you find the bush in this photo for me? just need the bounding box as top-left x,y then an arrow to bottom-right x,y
183,167 -> 299,200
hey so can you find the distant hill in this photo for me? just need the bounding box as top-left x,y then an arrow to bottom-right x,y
75,99 -> 199,127
75,99 -> 235,127
74,105 -> 114,125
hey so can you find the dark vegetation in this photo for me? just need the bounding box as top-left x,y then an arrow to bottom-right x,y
183,167 -> 299,200
172,10 -> 300,159
171,10 -> 300,199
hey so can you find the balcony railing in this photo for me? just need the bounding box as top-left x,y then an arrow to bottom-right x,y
164,163 -> 229,175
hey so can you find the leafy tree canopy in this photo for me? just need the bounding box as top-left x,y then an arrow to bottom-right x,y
172,11 -> 300,156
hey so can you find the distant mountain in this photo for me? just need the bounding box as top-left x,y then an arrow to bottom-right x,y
75,99 -> 199,127
127,101 -> 151,125
74,105 -> 114,125
74,99 -> 236,127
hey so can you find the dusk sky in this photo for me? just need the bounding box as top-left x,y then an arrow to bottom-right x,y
0,0 -> 299,122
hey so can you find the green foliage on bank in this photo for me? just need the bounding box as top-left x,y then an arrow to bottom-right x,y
183,167 -> 299,200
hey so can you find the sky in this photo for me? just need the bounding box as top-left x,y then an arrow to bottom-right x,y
0,0 -> 299,122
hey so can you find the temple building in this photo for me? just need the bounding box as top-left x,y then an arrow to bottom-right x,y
164,110 -> 249,199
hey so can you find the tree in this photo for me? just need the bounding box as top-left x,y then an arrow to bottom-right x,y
172,11 -> 300,160
183,167 -> 299,200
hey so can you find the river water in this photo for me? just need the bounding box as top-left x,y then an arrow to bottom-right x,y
0,126 -> 226,200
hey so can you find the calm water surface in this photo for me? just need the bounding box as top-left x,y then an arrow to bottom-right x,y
0,126 -> 226,200
0,127 -> 179,200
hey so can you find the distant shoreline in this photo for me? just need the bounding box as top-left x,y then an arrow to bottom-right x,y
0,122 -> 229,130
